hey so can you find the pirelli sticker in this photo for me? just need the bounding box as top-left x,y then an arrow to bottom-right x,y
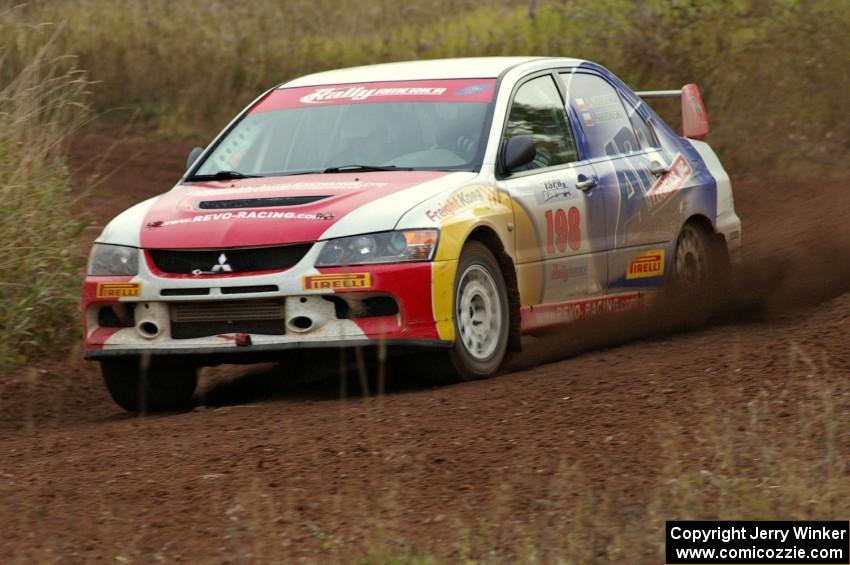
626,250 -> 665,279
96,282 -> 141,298
303,273 -> 371,291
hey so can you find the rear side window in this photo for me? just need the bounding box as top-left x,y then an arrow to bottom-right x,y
559,72 -> 639,158
625,102 -> 660,149
504,75 -> 578,169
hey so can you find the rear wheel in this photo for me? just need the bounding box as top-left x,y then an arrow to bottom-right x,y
101,358 -> 198,413
668,222 -> 721,325
673,222 -> 712,292
446,241 -> 510,380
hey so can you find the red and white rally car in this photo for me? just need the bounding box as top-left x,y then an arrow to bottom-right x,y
83,57 -> 741,411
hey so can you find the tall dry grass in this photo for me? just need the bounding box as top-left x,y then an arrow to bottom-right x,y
3,0 -> 849,177
0,14 -> 88,368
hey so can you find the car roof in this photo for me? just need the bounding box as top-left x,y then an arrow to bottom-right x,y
281,57 -> 586,87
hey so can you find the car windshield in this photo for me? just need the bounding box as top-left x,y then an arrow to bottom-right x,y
192,79 -> 497,178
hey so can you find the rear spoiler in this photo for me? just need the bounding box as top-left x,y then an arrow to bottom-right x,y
636,83 -> 710,141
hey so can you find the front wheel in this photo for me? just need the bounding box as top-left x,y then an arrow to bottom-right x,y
446,241 -> 510,380
101,358 -> 198,413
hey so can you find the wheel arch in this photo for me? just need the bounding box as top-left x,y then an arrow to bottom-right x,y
465,226 -> 522,352
683,212 -> 729,250
680,213 -> 731,279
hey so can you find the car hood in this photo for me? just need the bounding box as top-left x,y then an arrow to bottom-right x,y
131,171 -> 475,249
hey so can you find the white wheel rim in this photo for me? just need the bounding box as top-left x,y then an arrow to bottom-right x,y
456,264 -> 502,361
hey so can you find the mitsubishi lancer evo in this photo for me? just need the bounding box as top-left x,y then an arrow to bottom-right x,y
83,57 -> 741,411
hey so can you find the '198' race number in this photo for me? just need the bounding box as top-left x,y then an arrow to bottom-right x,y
545,207 -> 581,253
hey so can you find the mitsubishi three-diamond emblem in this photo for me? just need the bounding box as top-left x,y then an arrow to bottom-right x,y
211,253 -> 233,273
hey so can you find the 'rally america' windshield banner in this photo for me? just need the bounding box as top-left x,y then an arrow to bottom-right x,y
252,79 -> 497,112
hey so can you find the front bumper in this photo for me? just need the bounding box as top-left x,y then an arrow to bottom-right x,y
82,257 -> 452,362
83,338 -> 450,360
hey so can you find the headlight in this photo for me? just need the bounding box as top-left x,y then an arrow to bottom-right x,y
315,229 -> 438,267
87,243 -> 139,276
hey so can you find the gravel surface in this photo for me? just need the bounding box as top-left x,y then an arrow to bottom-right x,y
0,129 -> 847,562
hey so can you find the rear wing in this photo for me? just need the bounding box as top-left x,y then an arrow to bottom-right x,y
636,83 -> 710,141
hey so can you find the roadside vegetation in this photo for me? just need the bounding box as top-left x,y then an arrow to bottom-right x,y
0,16 -> 88,369
3,0 -> 849,175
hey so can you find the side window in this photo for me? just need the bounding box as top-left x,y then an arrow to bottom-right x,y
504,75 -> 578,170
559,72 -> 639,158
624,100 -> 660,149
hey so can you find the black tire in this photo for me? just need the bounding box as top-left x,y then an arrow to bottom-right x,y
445,241 -> 511,380
101,358 -> 198,413
668,222 -> 718,325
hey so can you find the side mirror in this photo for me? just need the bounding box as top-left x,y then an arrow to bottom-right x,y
681,84 -> 709,140
186,146 -> 204,171
501,135 -> 536,173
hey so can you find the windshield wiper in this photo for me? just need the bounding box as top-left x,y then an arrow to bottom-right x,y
184,170 -> 262,182
323,164 -> 413,173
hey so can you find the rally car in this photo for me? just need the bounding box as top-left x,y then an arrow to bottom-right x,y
83,57 -> 741,411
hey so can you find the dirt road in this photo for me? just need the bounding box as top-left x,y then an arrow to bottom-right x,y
1,130 -> 848,562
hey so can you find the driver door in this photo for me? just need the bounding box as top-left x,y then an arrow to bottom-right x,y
498,73 -> 608,308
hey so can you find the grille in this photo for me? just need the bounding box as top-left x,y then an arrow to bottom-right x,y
171,300 -> 284,323
149,244 -> 312,275
170,300 -> 285,339
161,288 -> 210,296
221,285 -> 278,294
172,320 -> 285,339
198,196 -> 329,209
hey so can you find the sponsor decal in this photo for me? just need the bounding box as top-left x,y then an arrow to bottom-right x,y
303,273 -> 372,290
159,210 -> 330,227
586,93 -> 620,108
453,84 -> 493,97
425,185 -> 500,223
301,86 -> 448,104
591,108 -> 625,123
96,282 -> 141,299
541,178 -> 572,203
522,293 -> 642,330
549,263 -> 588,283
577,93 -> 625,126
254,80 -> 497,112
626,249 -> 665,279
645,153 -> 692,210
